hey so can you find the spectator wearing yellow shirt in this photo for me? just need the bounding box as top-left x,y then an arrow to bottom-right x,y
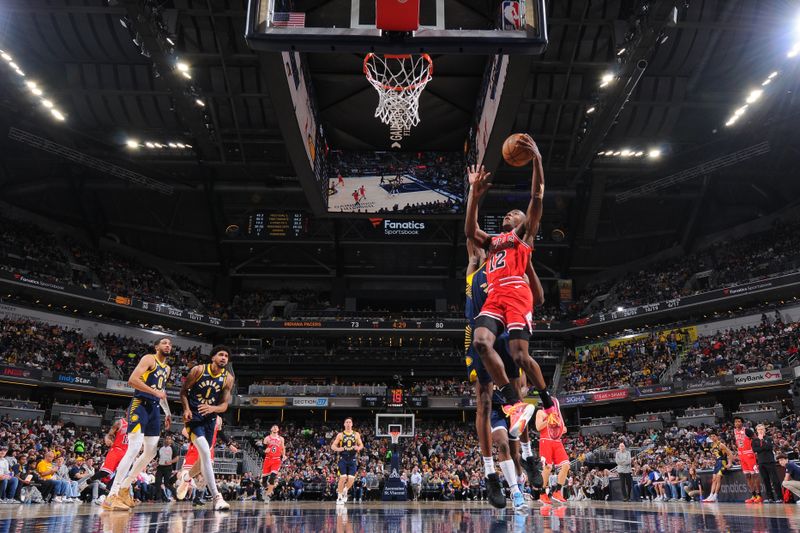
36,451 -> 67,503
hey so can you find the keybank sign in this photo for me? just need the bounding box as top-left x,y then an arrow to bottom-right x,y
381,219 -> 426,236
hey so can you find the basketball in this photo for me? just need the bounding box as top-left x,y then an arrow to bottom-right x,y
502,133 -> 533,167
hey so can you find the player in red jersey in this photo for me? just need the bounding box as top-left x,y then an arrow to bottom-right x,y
734,417 -> 762,503
262,425 -> 286,502
100,418 -> 129,478
91,418 -> 129,504
464,134 -> 558,437
535,398 -> 569,505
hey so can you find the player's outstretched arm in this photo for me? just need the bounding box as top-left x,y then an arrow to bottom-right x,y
180,365 -> 204,423
516,135 -> 544,244
526,260 -> 545,306
464,164 -> 492,248
104,419 -> 121,447
466,238 -> 486,277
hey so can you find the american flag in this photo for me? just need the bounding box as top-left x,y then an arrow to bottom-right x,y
272,12 -> 306,28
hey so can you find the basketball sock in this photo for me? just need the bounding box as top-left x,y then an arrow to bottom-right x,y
483,457 -> 495,477
520,442 -> 533,459
499,384 -> 521,404
499,461 -> 521,496
121,436 -> 159,489
193,436 -> 220,498
537,389 -> 554,410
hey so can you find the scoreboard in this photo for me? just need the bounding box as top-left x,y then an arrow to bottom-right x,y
245,211 -> 308,238
481,214 -> 543,240
480,214 -> 506,236
369,389 -> 428,409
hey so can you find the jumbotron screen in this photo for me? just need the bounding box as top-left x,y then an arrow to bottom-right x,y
326,151 -> 464,215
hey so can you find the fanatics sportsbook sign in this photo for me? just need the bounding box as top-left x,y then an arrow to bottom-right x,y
367,218 -> 429,237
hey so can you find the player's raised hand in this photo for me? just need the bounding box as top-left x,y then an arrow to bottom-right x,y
517,134 -> 541,162
468,164 -> 492,197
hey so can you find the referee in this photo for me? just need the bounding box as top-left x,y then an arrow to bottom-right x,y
155,435 -> 179,501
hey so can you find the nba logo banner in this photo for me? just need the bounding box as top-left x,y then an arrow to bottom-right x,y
501,1 -> 525,30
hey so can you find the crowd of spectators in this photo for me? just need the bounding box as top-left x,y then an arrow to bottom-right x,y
0,318 -> 108,378
0,217 -> 71,285
675,315 -> 799,382
247,378 -> 475,397
591,218 -> 800,313
0,404 -> 794,506
3,213 -> 800,324
561,329 -> 690,393
562,310 -> 800,393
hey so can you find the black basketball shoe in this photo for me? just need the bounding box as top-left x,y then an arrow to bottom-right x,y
486,473 -> 507,509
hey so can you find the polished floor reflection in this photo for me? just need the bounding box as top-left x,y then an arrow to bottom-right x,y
0,500 -> 797,533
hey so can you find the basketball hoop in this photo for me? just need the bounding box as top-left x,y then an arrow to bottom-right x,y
364,53 -> 433,131
388,423 -> 403,445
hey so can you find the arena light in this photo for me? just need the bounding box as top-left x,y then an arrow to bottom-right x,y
586,106 -> 595,114
617,48 -> 626,56
0,52 -> 11,62
166,37 -> 176,46
51,109 -> 65,121
616,306 -> 624,312
789,43 -> 800,58
195,98 -> 205,107
181,71 -> 191,79
597,147 -> 663,160
600,73 -> 615,88
176,62 -> 189,72
131,138 -> 193,151
745,89 -> 763,104
41,99 -> 53,108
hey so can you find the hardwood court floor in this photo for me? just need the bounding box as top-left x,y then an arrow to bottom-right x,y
0,499 -> 797,532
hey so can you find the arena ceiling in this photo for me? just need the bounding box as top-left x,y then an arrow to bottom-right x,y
0,0 -> 799,290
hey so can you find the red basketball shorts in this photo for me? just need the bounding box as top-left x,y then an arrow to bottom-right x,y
739,452 -> 758,474
100,447 -> 127,474
478,285 -> 533,333
539,438 -> 569,468
263,458 -> 282,476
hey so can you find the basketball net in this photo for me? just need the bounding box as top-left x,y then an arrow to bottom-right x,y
389,429 -> 401,445
364,53 -> 433,131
